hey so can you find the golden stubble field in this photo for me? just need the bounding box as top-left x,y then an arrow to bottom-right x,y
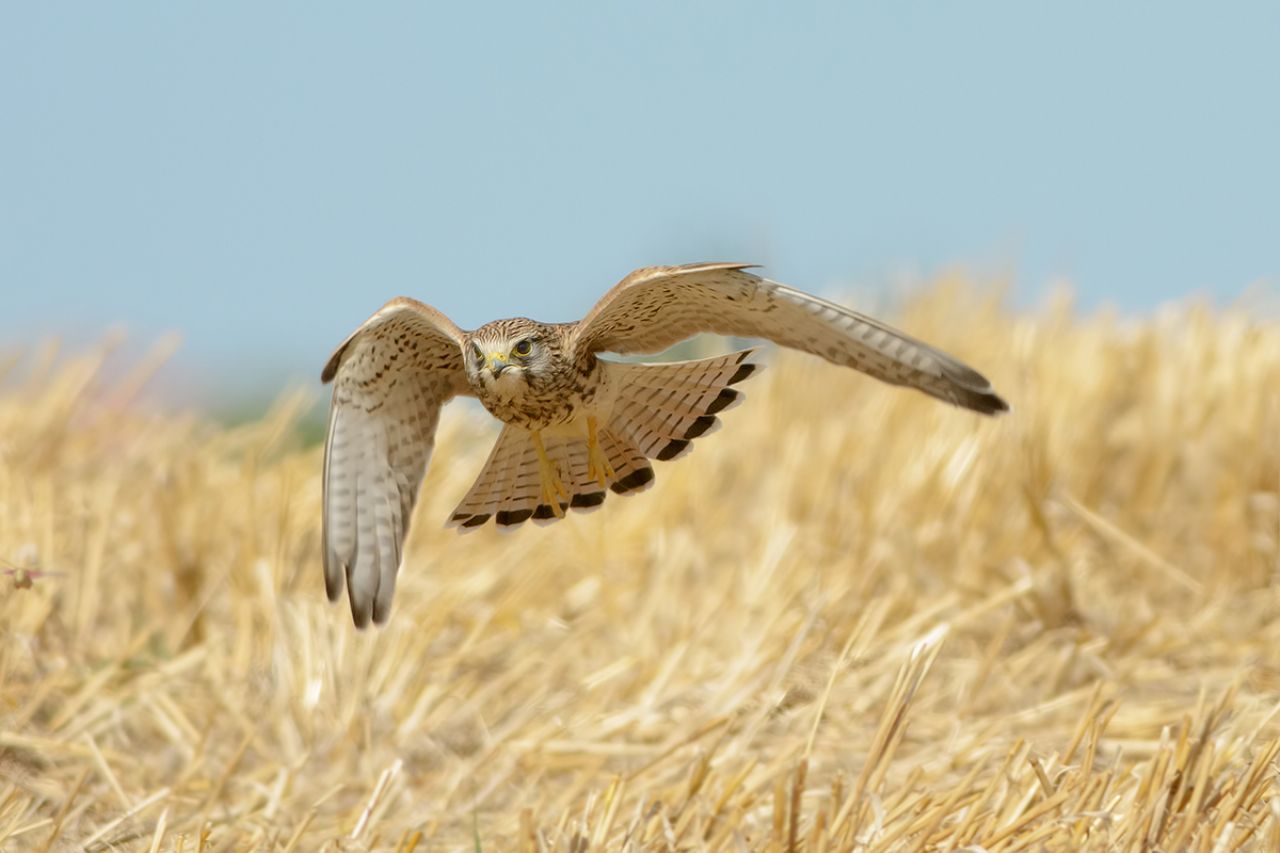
3,279 -> 1280,850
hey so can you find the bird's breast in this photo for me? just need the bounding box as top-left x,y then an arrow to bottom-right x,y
473,366 -> 597,430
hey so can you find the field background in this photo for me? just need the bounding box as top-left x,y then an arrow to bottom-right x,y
3,279 -> 1280,850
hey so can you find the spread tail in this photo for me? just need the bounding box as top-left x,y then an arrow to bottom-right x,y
447,349 -> 761,530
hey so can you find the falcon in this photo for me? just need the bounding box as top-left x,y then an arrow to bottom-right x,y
322,263 -> 1008,626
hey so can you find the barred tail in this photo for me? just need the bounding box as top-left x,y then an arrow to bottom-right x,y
444,426 -> 614,531
446,349 -> 761,531
604,349 -> 761,463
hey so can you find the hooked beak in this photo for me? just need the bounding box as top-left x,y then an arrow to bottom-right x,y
485,352 -> 511,376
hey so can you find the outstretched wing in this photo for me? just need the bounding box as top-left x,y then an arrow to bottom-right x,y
572,262 -> 1008,414
321,297 -> 472,627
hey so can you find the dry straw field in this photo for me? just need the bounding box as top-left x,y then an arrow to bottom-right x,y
4,278 -> 1280,851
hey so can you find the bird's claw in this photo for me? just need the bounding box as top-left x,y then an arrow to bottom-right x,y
533,430 -> 569,517
585,417 -> 616,488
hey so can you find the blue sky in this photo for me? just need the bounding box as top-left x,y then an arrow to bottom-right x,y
2,2 -> 1277,399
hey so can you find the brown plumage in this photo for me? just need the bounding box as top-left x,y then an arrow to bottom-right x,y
322,263 -> 1008,626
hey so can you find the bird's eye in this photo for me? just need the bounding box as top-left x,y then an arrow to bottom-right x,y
512,339 -> 533,357
471,342 -> 483,361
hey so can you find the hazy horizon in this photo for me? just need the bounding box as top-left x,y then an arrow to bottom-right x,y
4,2 -> 1277,400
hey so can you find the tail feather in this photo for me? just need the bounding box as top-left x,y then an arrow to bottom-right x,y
448,427 -> 612,531
446,349 -> 762,531
599,426 -> 655,496
607,349 -> 760,462
530,437 -> 604,525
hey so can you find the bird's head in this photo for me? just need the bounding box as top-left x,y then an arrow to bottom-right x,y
465,320 -> 554,394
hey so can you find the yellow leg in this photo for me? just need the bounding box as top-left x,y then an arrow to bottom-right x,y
531,430 -> 569,517
585,416 -> 617,488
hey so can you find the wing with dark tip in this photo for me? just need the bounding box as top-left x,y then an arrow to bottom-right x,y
571,263 -> 1008,414
322,298 -> 472,627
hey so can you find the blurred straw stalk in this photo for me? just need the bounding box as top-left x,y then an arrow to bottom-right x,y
3,277 -> 1280,850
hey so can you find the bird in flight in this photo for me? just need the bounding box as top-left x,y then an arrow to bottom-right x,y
322,263 -> 1008,626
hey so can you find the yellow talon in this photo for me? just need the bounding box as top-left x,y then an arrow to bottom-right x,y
532,430 -> 568,517
586,416 -> 616,488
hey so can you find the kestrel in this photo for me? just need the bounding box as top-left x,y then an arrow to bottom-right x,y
322,263 -> 1008,626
